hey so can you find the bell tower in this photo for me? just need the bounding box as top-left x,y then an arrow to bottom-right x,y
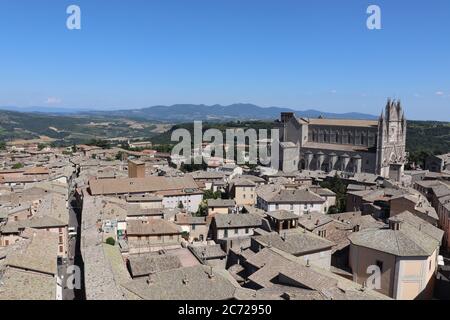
376,99 -> 407,180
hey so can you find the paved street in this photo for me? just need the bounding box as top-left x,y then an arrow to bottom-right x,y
60,175 -> 85,300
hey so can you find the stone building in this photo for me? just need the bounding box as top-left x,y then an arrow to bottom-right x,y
278,99 -> 407,181
425,153 -> 450,173
348,212 -> 443,300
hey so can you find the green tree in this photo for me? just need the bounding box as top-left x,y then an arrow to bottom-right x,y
327,206 -> 339,214
320,173 -> 347,213
105,237 -> 116,246
194,203 -> 208,217
87,139 -> 111,149
180,161 -> 207,173
203,190 -> 221,200
152,144 -> 174,153
0,141 -> 6,150
120,141 -> 131,150
181,231 -> 190,240
12,163 -> 24,169
115,151 -> 125,160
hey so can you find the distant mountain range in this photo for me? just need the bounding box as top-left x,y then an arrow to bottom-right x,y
0,103 -> 378,122
0,106 -> 91,114
88,104 -> 379,121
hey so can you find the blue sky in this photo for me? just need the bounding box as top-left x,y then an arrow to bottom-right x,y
0,0 -> 449,120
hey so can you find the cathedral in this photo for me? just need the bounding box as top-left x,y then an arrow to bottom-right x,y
278,99 -> 407,181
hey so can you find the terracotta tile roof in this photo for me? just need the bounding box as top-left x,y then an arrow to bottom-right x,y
23,167 -> 49,175
252,230 -> 334,256
266,210 -> 299,221
190,244 -> 227,260
207,199 -> 236,208
0,268 -> 55,300
260,188 -> 325,204
89,175 -> 199,195
127,219 -> 182,236
5,230 -> 58,275
245,247 -> 389,300
348,221 -> 441,257
214,213 -> 262,229
127,252 -> 182,277
306,118 -> 379,127
121,265 -> 238,300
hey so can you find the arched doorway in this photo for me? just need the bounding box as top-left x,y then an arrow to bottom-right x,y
299,159 -> 306,170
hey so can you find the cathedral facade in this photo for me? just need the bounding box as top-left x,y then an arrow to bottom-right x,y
278,99 -> 407,181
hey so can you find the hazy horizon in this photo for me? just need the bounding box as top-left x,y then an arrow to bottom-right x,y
0,102 -> 446,122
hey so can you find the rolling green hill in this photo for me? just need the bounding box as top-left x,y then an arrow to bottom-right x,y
0,110 -> 158,145
406,121 -> 450,167
0,110 -> 448,168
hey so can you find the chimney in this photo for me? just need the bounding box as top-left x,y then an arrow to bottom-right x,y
281,112 -> 295,123
201,249 -> 207,261
208,266 -> 215,279
128,159 -> 145,178
389,220 -> 401,231
146,272 -> 155,285
283,292 -> 296,300
361,281 -> 367,292
182,275 -> 189,285
353,224 -> 360,232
